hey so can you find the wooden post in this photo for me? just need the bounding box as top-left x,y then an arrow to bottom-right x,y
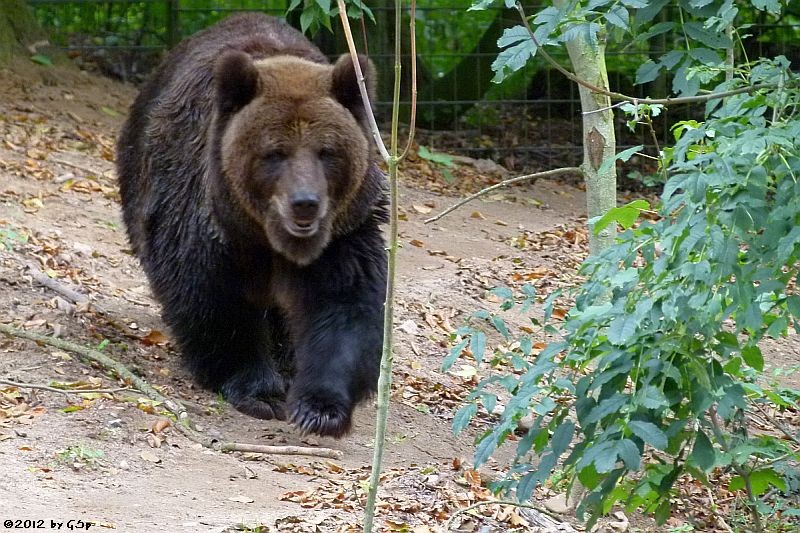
166,0 -> 179,48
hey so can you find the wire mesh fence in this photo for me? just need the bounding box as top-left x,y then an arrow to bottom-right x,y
26,1 -> 800,176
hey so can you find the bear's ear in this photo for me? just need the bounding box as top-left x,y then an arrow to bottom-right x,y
214,50 -> 260,114
331,54 -> 376,125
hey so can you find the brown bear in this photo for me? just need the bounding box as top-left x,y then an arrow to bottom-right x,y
116,13 -> 387,438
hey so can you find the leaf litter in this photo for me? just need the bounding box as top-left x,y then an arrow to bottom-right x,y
0,63 -> 796,533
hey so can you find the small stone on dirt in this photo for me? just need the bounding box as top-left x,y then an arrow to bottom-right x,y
399,319 -> 419,335
543,493 -> 571,515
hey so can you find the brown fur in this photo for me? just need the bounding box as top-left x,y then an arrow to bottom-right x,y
217,53 -> 374,265
117,13 -> 387,437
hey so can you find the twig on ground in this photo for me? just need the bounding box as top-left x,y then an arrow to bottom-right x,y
220,442 -> 343,459
50,157 -> 110,177
753,402 -> 800,447
444,499 -> 576,531
23,262 -> 106,314
707,487 -> 734,533
424,167 -> 582,224
0,323 -> 342,460
0,379 -> 137,396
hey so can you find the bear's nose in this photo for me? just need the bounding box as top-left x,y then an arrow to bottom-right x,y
290,192 -> 320,222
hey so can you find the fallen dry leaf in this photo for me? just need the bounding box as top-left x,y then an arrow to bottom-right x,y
141,329 -> 169,346
151,417 -> 171,434
139,450 -> 161,463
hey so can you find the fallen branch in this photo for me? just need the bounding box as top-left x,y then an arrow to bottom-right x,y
424,167 -> 582,224
0,323 -> 342,460
753,402 -> 800,448
220,442 -> 343,459
444,499 -> 577,532
0,379 -> 137,396
50,156 -> 110,177
24,262 -> 106,314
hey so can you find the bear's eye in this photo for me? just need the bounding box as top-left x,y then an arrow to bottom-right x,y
318,148 -> 337,162
263,150 -> 286,165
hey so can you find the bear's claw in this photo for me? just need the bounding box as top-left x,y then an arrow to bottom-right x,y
289,397 -> 351,438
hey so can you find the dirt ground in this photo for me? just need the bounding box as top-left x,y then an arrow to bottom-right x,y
0,59 -> 797,533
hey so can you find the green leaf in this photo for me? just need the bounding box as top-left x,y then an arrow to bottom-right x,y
470,331 -> 487,364
299,8 -> 316,34
787,296 -> 800,318
618,439 -> 641,470
491,39 -> 536,83
689,47 -> 722,66
634,21 -> 676,42
636,60 -> 661,85
30,54 -> 53,66
533,396 -> 557,416
578,464 -> 601,490
481,393 -> 497,414
417,146 -> 454,167
550,421 -> 574,458
634,0 -> 669,24
443,338 -> 468,370
605,5 -> 629,31
683,22 -> 732,49
598,145 -> 645,177
491,315 -> 510,339
497,25 -> 530,48
453,403 -> 478,435
742,345 -> 764,372
766,315 -> 789,338
628,420 -> 668,450
689,430 -> 715,471
469,0 -> 498,10
654,499 -> 671,525
594,444 -> 619,473
639,385 -> 668,409
474,432 -> 497,467
592,198 -> 650,234
752,0 -> 781,15
730,469 -> 786,496
585,394 -> 627,424
516,471 -> 539,502
607,314 -> 638,345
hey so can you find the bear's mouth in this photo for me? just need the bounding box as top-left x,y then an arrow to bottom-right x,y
285,219 -> 320,238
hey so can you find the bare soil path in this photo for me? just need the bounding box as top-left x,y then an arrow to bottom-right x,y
0,61 -> 797,533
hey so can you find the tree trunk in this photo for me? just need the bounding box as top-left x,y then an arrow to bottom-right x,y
0,0 -> 48,66
564,33 -> 617,253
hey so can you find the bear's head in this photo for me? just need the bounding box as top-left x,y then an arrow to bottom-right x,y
213,50 -> 377,266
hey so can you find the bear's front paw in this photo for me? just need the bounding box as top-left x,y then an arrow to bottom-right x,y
228,395 -> 287,421
221,370 -> 289,421
289,393 -> 352,438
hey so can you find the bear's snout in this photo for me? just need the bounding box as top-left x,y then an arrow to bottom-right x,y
290,191 -> 320,223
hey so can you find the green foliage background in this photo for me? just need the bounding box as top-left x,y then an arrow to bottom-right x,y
449,0 -> 800,529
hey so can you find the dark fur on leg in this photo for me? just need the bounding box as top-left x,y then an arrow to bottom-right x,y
274,225 -> 386,438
